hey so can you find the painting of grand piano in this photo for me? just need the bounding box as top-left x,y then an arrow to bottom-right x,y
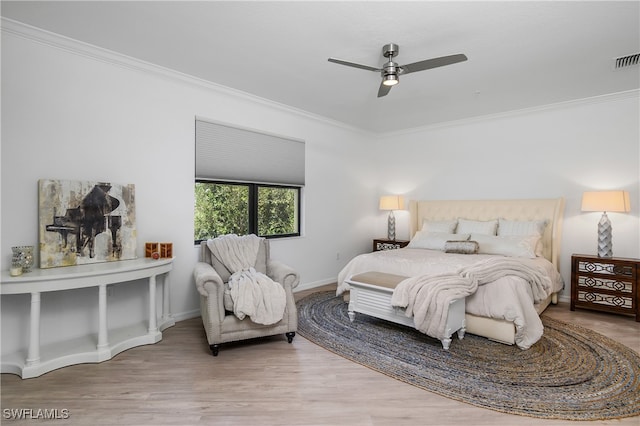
38,179 -> 137,268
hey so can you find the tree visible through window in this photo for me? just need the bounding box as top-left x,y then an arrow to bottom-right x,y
195,181 -> 300,242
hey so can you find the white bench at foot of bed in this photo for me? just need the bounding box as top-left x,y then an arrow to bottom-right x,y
345,272 -> 466,350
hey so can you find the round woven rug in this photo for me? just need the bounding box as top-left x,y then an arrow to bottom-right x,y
296,291 -> 640,421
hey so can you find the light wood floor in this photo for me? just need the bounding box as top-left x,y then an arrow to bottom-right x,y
2,285 -> 639,426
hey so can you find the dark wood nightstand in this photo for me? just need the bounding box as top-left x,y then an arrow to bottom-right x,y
373,239 -> 409,252
571,254 -> 640,322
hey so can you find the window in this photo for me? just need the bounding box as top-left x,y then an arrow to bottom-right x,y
194,118 -> 304,243
194,181 -> 300,242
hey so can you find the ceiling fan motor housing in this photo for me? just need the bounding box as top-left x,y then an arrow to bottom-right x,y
382,43 -> 399,58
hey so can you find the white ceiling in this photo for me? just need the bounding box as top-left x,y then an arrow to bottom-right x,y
2,1 -> 639,133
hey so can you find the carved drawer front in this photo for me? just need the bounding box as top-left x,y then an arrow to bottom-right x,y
577,260 -> 635,278
376,242 -> 403,251
576,289 -> 633,309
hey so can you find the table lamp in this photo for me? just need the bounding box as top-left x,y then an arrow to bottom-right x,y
379,195 -> 404,241
581,190 -> 630,257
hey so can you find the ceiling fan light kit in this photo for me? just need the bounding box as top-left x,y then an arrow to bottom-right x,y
382,74 -> 399,86
328,43 -> 467,97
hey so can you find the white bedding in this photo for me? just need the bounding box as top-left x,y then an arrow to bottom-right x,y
336,248 -> 564,349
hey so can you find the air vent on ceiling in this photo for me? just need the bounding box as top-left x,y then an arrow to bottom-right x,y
613,53 -> 639,70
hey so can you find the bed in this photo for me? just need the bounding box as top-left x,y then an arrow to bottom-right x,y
336,198 -> 565,349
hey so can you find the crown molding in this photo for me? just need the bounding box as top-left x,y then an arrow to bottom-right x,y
379,89 -> 640,138
1,17 -> 374,138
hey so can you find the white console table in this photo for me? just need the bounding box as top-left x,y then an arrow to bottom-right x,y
0,257 -> 174,379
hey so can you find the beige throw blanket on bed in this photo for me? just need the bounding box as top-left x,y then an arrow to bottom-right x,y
207,234 -> 286,325
390,257 -> 552,341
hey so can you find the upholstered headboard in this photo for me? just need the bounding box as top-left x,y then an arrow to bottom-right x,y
408,198 -> 565,269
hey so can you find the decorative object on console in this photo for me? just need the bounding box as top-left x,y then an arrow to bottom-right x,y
581,190 -> 630,258
10,247 -> 24,276
145,242 -> 159,258
38,179 -> 137,268
159,243 -> 173,258
379,195 -> 404,241
146,242 -> 172,258
12,246 -> 34,273
10,246 -> 32,276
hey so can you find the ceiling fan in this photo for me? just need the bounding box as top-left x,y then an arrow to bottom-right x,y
328,43 -> 467,97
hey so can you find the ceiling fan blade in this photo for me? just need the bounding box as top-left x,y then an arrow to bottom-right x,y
400,53 -> 468,75
328,58 -> 380,72
377,82 -> 392,98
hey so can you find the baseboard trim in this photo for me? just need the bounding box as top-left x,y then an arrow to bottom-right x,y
295,278 -> 337,293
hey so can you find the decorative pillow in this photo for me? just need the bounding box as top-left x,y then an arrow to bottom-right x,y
498,219 -> 547,256
497,219 -> 547,237
471,233 -> 540,258
408,231 -> 470,251
421,219 -> 458,233
444,240 -> 479,254
456,219 -> 498,235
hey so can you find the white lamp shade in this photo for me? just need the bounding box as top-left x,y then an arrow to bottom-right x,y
581,191 -> 631,213
379,195 -> 404,210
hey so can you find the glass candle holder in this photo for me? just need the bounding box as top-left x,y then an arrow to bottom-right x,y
11,246 -> 34,273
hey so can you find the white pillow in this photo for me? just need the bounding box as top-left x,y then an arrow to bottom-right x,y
498,219 -> 546,237
498,219 -> 547,256
408,231 -> 470,251
457,219 -> 498,235
471,233 -> 540,258
421,219 -> 458,233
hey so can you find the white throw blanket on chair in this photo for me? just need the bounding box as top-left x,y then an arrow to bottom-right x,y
391,257 -> 552,342
207,234 -> 286,325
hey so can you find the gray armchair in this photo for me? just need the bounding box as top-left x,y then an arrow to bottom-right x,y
194,237 -> 299,356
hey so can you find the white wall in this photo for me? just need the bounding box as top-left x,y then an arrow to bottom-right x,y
0,24 -> 377,354
374,92 -> 640,300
